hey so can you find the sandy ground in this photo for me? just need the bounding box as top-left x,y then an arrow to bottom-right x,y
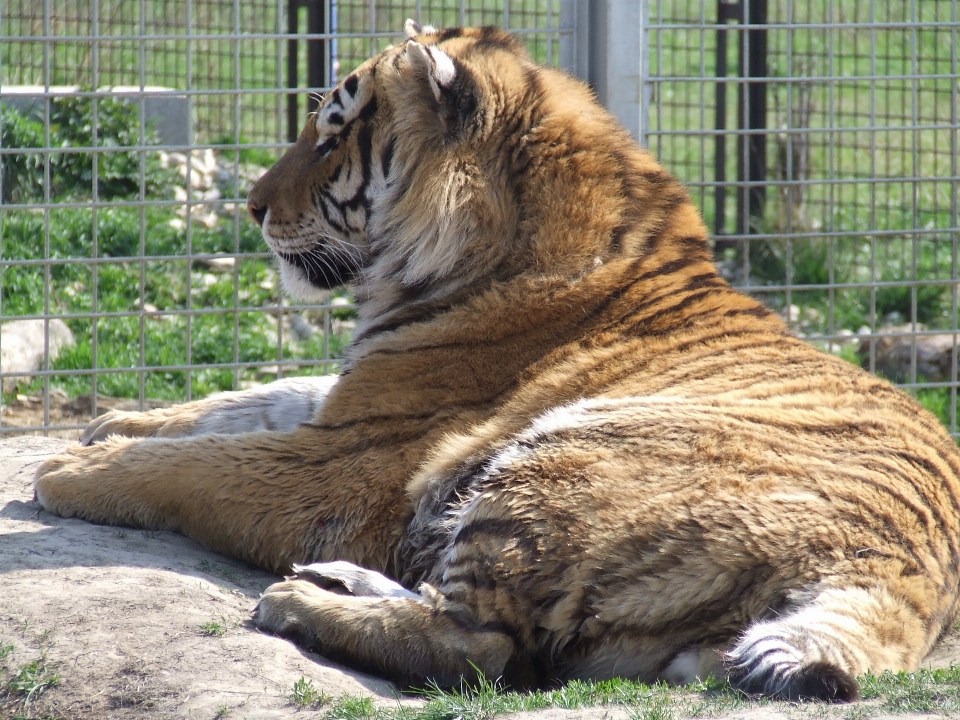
0,436 -> 400,719
2,435 -> 960,720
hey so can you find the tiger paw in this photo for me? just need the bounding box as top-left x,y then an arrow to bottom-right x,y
34,443 -> 104,515
33,437 -> 137,522
80,409 -> 174,445
254,579 -> 331,643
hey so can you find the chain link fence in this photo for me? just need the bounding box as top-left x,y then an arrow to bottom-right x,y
2,0 -> 959,438
647,0 -> 960,434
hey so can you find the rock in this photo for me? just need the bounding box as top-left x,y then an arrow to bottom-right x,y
779,304 -> 824,335
1,319 -> 75,393
197,255 -> 237,273
858,323 -> 958,382
288,313 -> 318,341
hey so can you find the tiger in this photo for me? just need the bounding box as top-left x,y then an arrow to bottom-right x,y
34,22 -> 960,702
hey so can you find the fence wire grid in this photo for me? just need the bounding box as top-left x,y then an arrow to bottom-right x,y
1,0 -> 959,438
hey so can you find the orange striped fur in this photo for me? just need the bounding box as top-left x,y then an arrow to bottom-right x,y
35,24 -> 960,700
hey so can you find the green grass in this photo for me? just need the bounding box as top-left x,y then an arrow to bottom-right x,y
2,655 -> 60,708
198,619 -> 228,638
275,668 -> 960,720
1,201 -> 353,403
917,387 -> 957,432
290,676 -> 332,710
312,676 -> 742,720
860,668 -> 960,714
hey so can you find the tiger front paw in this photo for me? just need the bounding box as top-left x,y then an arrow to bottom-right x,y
33,438 -> 133,521
80,409 -> 175,445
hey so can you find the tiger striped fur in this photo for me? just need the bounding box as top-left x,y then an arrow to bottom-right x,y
35,23 -> 960,701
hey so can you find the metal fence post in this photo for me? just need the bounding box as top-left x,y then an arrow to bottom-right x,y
287,0 -> 328,142
561,0 -> 648,145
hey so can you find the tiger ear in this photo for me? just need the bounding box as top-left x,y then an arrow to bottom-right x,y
402,40 -> 456,105
403,19 -> 437,39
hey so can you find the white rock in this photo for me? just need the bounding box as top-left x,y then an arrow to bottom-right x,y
1,319 -> 75,392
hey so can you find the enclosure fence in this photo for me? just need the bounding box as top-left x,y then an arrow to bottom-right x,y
1,0 -> 959,437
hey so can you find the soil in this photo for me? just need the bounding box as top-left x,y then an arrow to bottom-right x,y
2,435 -> 960,720
0,436 -> 400,719
0,391 -> 175,440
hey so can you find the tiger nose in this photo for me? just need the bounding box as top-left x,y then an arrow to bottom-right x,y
248,199 -> 267,227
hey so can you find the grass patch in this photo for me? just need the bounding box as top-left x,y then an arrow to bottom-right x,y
199,612 -> 241,638
860,668 -> 960,714
2,654 -> 61,708
315,675 -> 749,720
290,675 -> 331,710
284,669 -> 960,720
198,620 -> 227,638
326,694 -> 379,720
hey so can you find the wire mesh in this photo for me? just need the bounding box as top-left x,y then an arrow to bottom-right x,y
646,0 -> 960,435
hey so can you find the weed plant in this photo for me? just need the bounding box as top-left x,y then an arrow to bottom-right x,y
290,676 -> 331,709
1,654 -> 60,710
1,97 -> 177,203
199,619 -> 228,637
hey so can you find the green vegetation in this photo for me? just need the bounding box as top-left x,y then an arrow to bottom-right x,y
198,619 -> 228,638
1,96 -> 353,405
1,201 -> 352,401
860,668 -> 960,714
290,676 -> 331,709
0,97 -> 176,203
276,668 -> 960,720
1,654 -> 61,711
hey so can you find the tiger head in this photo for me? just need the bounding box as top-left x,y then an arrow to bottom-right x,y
248,22 -> 706,338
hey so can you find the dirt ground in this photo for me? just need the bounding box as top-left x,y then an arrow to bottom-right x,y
2,434 -> 960,720
0,390 -> 175,440
0,436 -> 400,719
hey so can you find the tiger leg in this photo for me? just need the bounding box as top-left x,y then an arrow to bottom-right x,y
254,565 -> 515,686
726,584 -> 933,701
79,375 -> 338,444
34,420 -> 415,573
